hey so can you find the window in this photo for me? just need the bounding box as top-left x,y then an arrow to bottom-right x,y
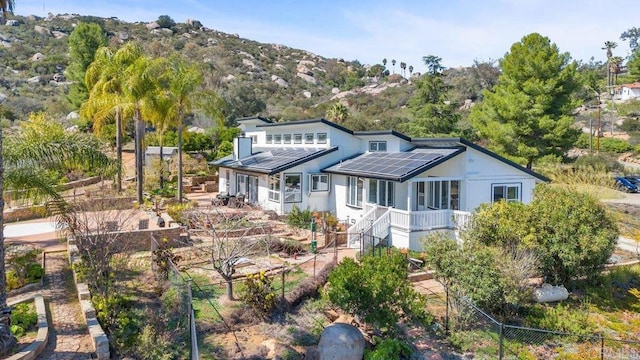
346,176 -> 364,208
274,134 -> 282,144
369,179 -> 394,206
369,141 -> 387,152
311,174 -> 329,192
284,173 -> 302,202
493,183 -> 521,203
294,134 -> 303,144
266,134 -> 273,144
268,174 -> 280,202
236,174 -> 248,195
420,180 -> 459,210
317,133 -> 327,144
283,134 -> 292,144
305,133 -> 314,144
250,135 -> 258,144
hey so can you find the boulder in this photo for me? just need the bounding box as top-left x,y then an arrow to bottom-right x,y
31,52 -> 45,61
146,21 -> 160,30
296,72 -> 317,84
207,38 -> 217,45
271,75 -> 288,88
26,15 -> 41,22
117,31 -> 129,41
296,64 -> 312,75
5,20 -> 19,26
221,74 -> 236,82
318,323 -> 365,360
52,73 -> 65,82
299,59 -> 316,67
27,76 -> 41,84
34,25 -> 51,36
1,39 -> 11,48
185,19 -> 202,28
52,30 -> 68,39
0,93 -> 6,102
331,87 -> 340,94
242,58 -> 261,71
66,111 -> 79,120
302,90 -> 312,98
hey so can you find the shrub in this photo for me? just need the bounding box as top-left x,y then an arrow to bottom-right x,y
7,249 -> 42,289
525,303 -> 594,335
327,253 -> 431,334
365,338 -> 413,360
241,271 -> 277,318
11,303 -> 37,338
573,153 -> 622,173
599,137 -> 632,153
286,205 -> 314,229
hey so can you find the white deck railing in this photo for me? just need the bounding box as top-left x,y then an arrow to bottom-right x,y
389,208 -> 472,231
347,204 -> 379,247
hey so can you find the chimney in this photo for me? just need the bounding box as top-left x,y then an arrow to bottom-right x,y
233,136 -> 253,160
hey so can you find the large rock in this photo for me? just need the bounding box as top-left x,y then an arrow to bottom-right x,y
52,30 -> 68,39
146,21 -> 160,30
31,52 -> 45,61
0,93 -> 7,102
297,72 -> 317,84
318,323 -> 365,360
186,19 -> 202,28
5,20 -> 19,26
34,25 -> 50,36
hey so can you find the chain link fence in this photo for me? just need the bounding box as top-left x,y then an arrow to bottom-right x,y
431,283 -> 640,359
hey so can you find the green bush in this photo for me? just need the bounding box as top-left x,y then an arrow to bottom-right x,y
365,338 -> 413,360
286,205 -> 314,229
599,137 -> 632,153
7,249 -> 42,289
525,303 -> 594,335
11,303 -> 37,338
573,154 -> 623,172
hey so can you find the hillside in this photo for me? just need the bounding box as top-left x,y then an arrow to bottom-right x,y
0,13 -> 417,130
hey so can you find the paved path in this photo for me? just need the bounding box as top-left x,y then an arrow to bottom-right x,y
38,251 -> 94,359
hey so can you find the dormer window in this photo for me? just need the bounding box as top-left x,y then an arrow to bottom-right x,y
274,134 -> 282,144
266,134 -> 273,144
284,134 -> 292,144
305,133 -> 314,144
317,133 -> 327,144
369,141 -> 387,152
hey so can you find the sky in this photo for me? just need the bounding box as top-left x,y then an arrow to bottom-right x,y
14,0 -> 640,73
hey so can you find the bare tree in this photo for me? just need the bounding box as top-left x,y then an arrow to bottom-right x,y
56,197 -> 137,298
185,209 -> 270,300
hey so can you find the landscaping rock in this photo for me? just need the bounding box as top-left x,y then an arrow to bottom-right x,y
34,25 -> 51,36
318,323 -> 364,360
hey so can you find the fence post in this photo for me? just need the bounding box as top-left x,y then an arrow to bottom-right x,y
281,267 -> 286,300
187,280 -> 199,360
601,335 -> 604,360
499,323 -> 504,360
445,285 -> 449,336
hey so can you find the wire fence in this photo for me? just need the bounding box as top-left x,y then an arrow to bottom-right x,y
432,284 -> 640,359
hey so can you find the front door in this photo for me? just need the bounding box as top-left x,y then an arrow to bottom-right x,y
247,176 -> 258,204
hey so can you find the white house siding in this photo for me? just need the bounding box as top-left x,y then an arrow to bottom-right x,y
355,134 -> 413,153
279,160 -> 332,215
621,87 -> 640,101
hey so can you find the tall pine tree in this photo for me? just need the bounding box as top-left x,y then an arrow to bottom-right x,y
66,22 -> 108,109
469,33 -> 580,169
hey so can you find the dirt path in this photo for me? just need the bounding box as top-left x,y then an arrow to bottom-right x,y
39,251 -> 94,359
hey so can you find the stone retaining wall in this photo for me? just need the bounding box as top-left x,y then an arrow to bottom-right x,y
6,295 -> 48,360
67,241 -> 110,360
56,176 -> 102,191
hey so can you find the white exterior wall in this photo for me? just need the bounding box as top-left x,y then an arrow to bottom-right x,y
355,134 -> 413,153
621,87 -> 640,101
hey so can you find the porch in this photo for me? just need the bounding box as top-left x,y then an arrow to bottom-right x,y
347,204 -> 472,250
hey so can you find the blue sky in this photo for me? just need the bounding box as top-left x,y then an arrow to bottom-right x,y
16,0 -> 640,72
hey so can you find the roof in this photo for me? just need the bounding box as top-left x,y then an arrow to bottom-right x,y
619,82 -> 640,89
214,147 -> 338,175
323,148 -> 465,182
236,116 -> 274,123
412,138 -> 549,182
256,118 -> 354,135
145,146 -> 178,156
353,130 -> 412,142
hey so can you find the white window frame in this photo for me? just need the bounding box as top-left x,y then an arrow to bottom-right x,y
268,174 -> 280,202
294,134 -> 303,144
305,133 -> 314,144
492,183 -> 521,203
310,174 -> 330,192
368,179 -> 394,206
274,134 -> 282,144
346,176 -> 364,208
317,133 -> 327,144
283,134 -> 292,144
423,180 -> 460,210
284,173 -> 302,203
250,135 -> 258,144
266,134 -> 273,144
369,141 -> 387,152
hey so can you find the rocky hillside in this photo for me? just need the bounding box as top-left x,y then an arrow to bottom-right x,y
0,13 -> 415,129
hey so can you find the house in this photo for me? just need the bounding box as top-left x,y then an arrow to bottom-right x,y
144,146 -> 178,167
214,117 -> 547,251
616,82 -> 640,101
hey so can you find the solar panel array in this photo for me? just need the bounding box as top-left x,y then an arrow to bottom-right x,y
232,148 -> 330,172
326,150 -> 456,179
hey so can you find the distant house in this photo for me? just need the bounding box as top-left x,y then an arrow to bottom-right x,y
214,117 -> 547,251
616,82 -> 640,101
144,146 -> 178,167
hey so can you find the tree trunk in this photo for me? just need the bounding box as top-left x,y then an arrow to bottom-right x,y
0,125 -> 17,355
225,278 -> 234,301
116,109 -> 122,193
177,114 -> 183,203
159,141 -> 164,190
135,109 -> 144,204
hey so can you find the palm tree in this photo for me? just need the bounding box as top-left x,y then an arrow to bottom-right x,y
603,41 -> 618,87
82,46 -> 139,193
392,59 -> 396,74
409,65 -> 414,78
0,0 -> 14,25
326,102 -> 350,123
400,62 -> 407,78
609,56 -> 623,85
382,58 -> 387,68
